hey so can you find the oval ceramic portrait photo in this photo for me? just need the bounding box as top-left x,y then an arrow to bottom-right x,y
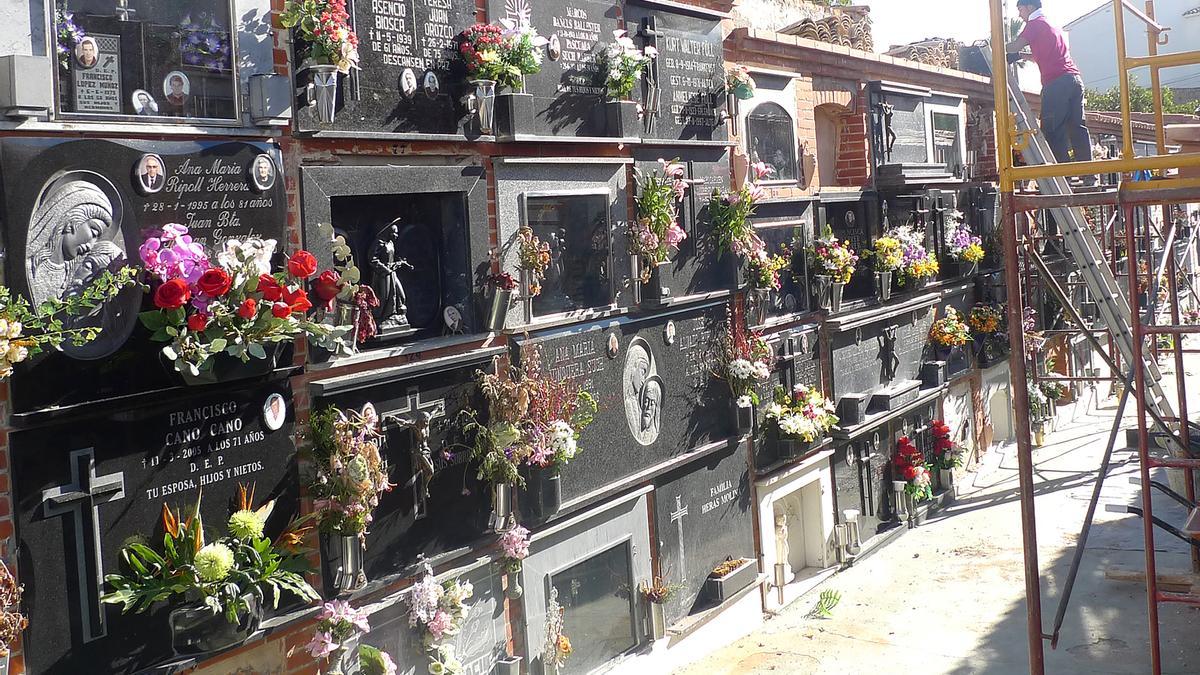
249,154 -> 276,192
134,153 -> 166,194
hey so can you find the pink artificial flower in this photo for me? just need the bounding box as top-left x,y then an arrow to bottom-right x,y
751,162 -> 774,181
426,610 -> 452,641
746,183 -> 765,202
378,651 -> 397,675
658,158 -> 686,179
306,630 -> 336,659
665,224 -> 687,249
139,238 -> 161,268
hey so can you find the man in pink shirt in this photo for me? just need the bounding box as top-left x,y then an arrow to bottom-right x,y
1007,0 -> 1094,179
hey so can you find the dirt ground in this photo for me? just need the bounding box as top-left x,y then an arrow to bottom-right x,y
676,371 -> 1200,674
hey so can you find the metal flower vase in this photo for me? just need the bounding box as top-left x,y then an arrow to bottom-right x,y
506,570 -> 523,599
333,534 -> 367,593
814,275 -> 832,310
169,593 -> 262,656
487,288 -> 512,332
468,79 -> 497,134
649,601 -> 667,640
939,468 -> 954,492
830,281 -> 845,313
304,64 -> 340,123
732,399 -> 756,433
876,271 -> 892,302
327,636 -> 361,675
492,482 -> 513,531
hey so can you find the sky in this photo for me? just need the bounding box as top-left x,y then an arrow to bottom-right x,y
863,0 -> 1105,52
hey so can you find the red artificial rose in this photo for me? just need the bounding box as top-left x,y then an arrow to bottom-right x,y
187,312 -> 209,332
153,279 -> 191,310
312,270 -> 343,307
237,298 -> 257,320
196,268 -> 232,297
258,274 -> 284,302
903,465 -> 919,481
271,302 -> 291,319
287,250 -> 318,279
284,287 -> 312,315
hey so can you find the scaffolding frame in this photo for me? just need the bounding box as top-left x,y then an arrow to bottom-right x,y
988,1 -> 1200,673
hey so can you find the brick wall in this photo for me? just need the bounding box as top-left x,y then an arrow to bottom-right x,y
834,89 -> 870,188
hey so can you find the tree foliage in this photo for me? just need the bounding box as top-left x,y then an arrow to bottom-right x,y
1085,76 -> 1196,114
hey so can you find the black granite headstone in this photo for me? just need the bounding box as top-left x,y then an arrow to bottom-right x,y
298,0 -> 477,134
632,147 -> 735,300
511,301 -> 730,510
653,444 -> 752,624
829,305 -> 935,402
487,0 -> 619,137
311,351 -> 498,583
822,195 -> 876,300
624,2 -> 727,144
12,382 -> 297,675
869,83 -> 928,166
2,138 -> 288,416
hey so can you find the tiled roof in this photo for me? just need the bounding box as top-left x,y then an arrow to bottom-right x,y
1183,5 -> 1200,17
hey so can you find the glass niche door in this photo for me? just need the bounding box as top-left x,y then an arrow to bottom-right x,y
548,541 -> 638,674
521,192 -> 614,320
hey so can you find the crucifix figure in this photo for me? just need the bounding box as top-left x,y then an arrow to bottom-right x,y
639,17 -> 662,134
382,387 -> 446,519
41,448 -> 126,643
880,324 -> 899,382
114,0 -> 136,21
669,495 -> 689,585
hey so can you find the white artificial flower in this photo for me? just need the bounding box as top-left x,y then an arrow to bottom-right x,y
728,359 -> 754,380
735,395 -> 752,408
7,321 -> 21,339
549,420 -> 577,459
644,45 -> 658,58
765,402 -> 784,419
0,320 -> 9,337
753,362 -> 770,380
6,344 -> 27,364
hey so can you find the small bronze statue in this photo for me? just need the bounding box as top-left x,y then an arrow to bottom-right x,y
371,219 -> 414,330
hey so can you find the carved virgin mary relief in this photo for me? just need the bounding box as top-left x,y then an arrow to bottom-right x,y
623,337 -> 664,446
25,173 -> 137,359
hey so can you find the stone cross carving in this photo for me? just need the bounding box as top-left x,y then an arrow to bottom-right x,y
669,495 -> 689,585
383,387 -> 446,519
880,324 -> 899,382
639,16 -> 662,134
782,334 -> 798,392
114,0 -> 136,21
41,448 -> 126,643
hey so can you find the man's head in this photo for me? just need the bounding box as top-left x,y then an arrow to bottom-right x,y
1017,0 -> 1041,20
144,156 -> 161,178
169,75 -> 184,94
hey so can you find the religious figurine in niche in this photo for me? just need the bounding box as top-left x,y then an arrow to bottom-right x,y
539,229 -> 573,309
400,68 -> 417,99
163,72 -> 190,115
132,90 -> 159,116
136,154 -> 165,194
423,72 -> 439,99
393,410 -> 436,500
370,219 -> 413,330
881,102 -> 897,160
75,37 -> 98,69
774,507 -> 790,573
250,155 -> 276,191
881,324 -> 899,381
27,177 -> 135,359
622,338 -> 663,446
263,392 -> 286,431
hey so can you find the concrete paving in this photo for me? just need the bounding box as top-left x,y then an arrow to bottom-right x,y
676,374 -> 1200,674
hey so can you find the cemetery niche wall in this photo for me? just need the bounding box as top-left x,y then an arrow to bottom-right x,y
295,0 -> 477,134
747,198 -> 816,324
12,382 -> 298,675
309,350 -> 503,589
510,301 -> 732,521
754,325 -> 822,470
300,163 -> 489,346
0,137 -> 287,416
652,442 -> 754,625
624,1 -> 728,144
821,193 -> 877,303
867,81 -> 956,188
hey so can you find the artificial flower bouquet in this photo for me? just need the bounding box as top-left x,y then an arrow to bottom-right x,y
631,158 -> 689,281
894,436 -> 932,502
864,235 -> 904,274
405,566 -> 473,675
726,65 -> 756,99
464,349 -> 598,487
306,404 -> 394,538
544,587 -> 572,670
0,265 -> 137,379
305,600 -> 371,662
279,0 -> 361,73
516,226 -> 551,297
138,225 -> 352,378
887,225 -> 938,285
930,419 -> 963,471
807,225 -> 858,284
710,161 -> 773,259
747,243 -> 792,292
929,306 -> 971,348
720,319 -> 772,408
967,304 -> 1002,334
498,525 -> 531,574
0,561 -> 26,658
763,384 -> 838,442
945,212 -> 984,265
456,21 -> 547,91
603,29 -> 655,100
315,221 -> 378,345
101,484 -> 318,624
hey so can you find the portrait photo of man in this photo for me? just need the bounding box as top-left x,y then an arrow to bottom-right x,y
136,154 -> 165,194
163,72 -> 190,114
250,154 -> 276,191
132,89 -> 159,116
75,37 -> 98,69
401,68 -> 417,99
263,392 -> 286,431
